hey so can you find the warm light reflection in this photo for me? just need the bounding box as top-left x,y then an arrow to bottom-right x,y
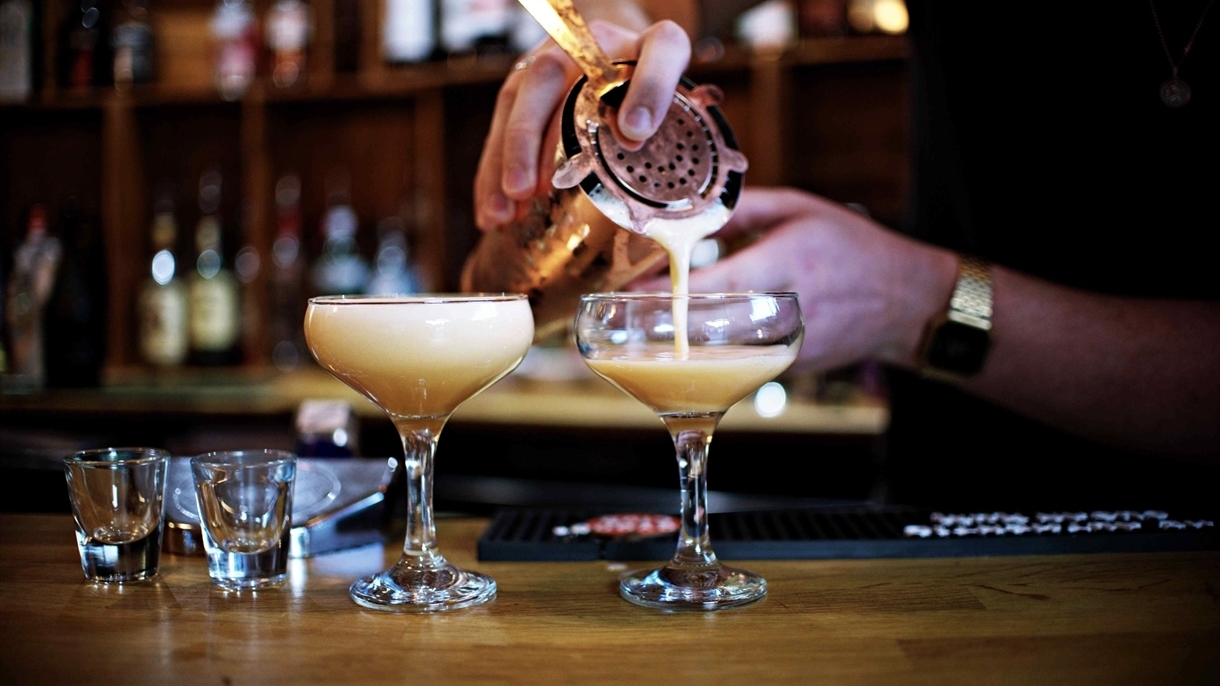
874,0 -> 909,34
288,558 -> 308,595
848,0 -> 909,35
754,380 -> 788,417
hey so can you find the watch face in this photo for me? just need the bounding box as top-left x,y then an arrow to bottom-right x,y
925,320 -> 991,376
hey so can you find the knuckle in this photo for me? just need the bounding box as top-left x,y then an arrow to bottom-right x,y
647,20 -> 689,47
529,52 -> 569,80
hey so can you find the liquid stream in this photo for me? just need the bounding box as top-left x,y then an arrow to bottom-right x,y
633,204 -> 730,358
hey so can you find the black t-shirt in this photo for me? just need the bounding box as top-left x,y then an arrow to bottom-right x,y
886,1 -> 1219,514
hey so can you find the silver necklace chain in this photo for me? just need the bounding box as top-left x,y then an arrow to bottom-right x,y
1148,0 -> 1215,107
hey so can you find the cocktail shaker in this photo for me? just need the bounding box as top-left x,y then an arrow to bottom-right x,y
461,0 -> 747,341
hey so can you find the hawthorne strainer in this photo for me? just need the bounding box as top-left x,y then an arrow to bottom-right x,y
529,0 -> 748,231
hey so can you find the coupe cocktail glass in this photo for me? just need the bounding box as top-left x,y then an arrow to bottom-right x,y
575,293 -> 804,610
305,294 -> 533,611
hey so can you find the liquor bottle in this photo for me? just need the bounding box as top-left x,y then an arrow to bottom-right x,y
383,0 -> 435,64
735,0 -> 797,55
508,3 -> 547,55
269,173 -> 306,371
797,0 -> 847,38
3,205 -> 61,388
265,0 -> 310,88
0,0 -> 36,102
440,0 -> 511,57
111,0 -> 154,89
44,199 -> 108,388
311,170 -> 369,295
365,217 -> 418,296
333,0 -> 359,73
188,169 -> 241,365
57,0 -> 112,90
137,192 -> 189,367
210,0 -> 258,101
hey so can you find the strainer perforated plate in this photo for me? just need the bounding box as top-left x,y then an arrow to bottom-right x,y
552,70 -> 748,233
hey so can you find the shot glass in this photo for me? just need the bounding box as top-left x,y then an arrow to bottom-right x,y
64,447 -> 170,583
190,449 -> 297,590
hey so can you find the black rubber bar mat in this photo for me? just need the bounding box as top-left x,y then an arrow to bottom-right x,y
476,506 -> 1217,561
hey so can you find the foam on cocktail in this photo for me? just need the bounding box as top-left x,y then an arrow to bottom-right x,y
304,297 -> 534,419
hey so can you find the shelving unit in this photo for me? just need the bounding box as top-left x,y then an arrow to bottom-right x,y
1,0 -> 908,375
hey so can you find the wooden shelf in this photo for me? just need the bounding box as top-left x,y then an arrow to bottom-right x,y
0,364 -> 888,436
1,35 -> 907,110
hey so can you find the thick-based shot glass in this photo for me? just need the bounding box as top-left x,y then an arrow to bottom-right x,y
64,447 -> 170,583
190,449 -> 297,590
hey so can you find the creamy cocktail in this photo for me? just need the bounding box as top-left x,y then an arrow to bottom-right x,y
575,293 -> 803,610
306,297 -> 534,421
585,344 -> 797,416
305,294 -> 533,612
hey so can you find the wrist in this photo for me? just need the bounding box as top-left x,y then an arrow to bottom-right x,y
916,253 -> 995,380
880,244 -> 960,369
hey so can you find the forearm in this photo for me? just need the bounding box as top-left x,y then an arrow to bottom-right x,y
895,262 -> 1220,459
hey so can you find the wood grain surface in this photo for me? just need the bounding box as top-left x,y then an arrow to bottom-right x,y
1,514 -> 1216,685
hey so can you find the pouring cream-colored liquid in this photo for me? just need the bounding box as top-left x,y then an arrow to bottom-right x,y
304,297 -> 534,419
634,204 -> 732,357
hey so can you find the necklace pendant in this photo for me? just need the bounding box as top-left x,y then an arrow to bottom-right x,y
1160,77 -> 1192,108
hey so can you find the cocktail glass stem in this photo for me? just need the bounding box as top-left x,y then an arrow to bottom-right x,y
617,412 -> 767,609
348,415 -> 497,612
396,418 -> 446,568
667,416 -> 720,569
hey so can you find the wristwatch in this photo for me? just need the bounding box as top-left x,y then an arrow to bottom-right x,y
919,254 -> 993,380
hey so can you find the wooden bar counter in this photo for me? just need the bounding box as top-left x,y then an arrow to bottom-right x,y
1,514 -> 1216,685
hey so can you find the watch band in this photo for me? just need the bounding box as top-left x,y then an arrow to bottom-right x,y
946,254 -> 993,331
918,253 -> 994,380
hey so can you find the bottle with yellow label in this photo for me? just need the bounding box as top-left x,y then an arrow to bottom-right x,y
188,169 -> 241,365
138,193 -> 188,367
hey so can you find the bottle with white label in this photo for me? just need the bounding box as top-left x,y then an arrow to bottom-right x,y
138,194 -> 189,367
188,170 -> 241,365
210,0 -> 257,101
3,205 -> 61,388
311,172 -> 370,295
266,0 -> 310,88
508,4 -> 547,54
111,0 -> 154,89
383,0 -> 435,64
440,0 -> 511,56
365,216 -> 418,296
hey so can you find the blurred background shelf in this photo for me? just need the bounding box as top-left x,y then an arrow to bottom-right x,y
2,0 -> 909,370
1,363 -> 887,433
2,1 -> 905,511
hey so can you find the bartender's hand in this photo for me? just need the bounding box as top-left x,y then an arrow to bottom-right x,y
474,20 -> 692,232
639,186 -> 1220,458
635,186 -> 959,372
